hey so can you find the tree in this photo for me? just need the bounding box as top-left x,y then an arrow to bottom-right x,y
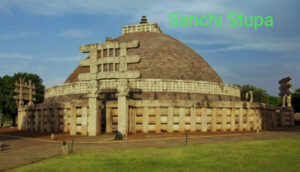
292,88 -> 300,112
235,84 -> 268,103
0,72 -> 45,121
266,96 -> 281,107
234,84 -> 281,106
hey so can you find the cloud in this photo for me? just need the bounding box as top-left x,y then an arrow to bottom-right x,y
44,77 -> 66,88
0,53 -> 33,60
201,42 -> 300,53
214,63 -> 300,96
0,0 -> 151,16
183,39 -> 231,46
0,32 -> 38,40
142,0 -> 300,53
0,2 -> 12,15
58,29 -> 91,38
0,62 -> 30,76
45,56 -> 84,62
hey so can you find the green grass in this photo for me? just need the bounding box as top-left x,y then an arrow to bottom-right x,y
9,138 -> 300,172
295,113 -> 300,116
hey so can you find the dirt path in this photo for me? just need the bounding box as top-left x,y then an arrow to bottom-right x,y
1,127 -> 300,171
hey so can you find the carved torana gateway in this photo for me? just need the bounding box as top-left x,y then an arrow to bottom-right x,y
17,17 -> 295,137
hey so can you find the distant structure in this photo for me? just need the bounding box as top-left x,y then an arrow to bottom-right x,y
16,16 -> 295,137
279,76 -> 292,107
14,78 -> 36,107
246,91 -> 253,102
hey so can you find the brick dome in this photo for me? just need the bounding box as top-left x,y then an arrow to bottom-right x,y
65,32 -> 222,83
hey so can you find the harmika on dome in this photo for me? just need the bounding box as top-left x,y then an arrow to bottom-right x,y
17,16 -> 294,137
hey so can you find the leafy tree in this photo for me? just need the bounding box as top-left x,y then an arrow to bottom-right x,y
292,88 -> 300,112
234,84 -> 281,106
266,96 -> 281,107
235,84 -> 268,103
0,72 -> 45,121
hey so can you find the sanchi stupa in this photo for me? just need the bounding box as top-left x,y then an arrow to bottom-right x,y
16,16 -> 295,138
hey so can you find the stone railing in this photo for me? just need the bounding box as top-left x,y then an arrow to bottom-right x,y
45,79 -> 240,98
45,82 -> 89,98
122,22 -> 162,35
128,79 -> 240,97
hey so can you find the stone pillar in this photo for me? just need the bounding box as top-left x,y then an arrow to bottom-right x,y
257,109 -> 262,130
211,108 -> 217,132
17,107 -> 25,130
117,95 -> 128,136
106,107 -> 112,133
155,107 -> 161,133
28,110 -> 33,132
67,108 -> 71,132
167,106 -> 174,133
46,109 -> 51,133
116,79 -> 129,137
88,94 -> 101,136
290,109 -> 295,127
287,95 -> 292,107
63,109 -> 68,133
280,108 -> 285,127
179,108 -> 185,133
81,106 -> 88,135
272,110 -> 277,128
143,105 -> 149,133
281,96 -> 286,108
253,109 -> 258,131
201,107 -> 207,132
40,109 -> 44,132
221,108 -> 227,132
230,108 -> 235,132
131,108 -> 136,134
239,108 -> 243,131
34,110 -> 39,132
70,106 -> 77,136
54,109 -> 59,133
190,107 -> 196,132
245,107 -> 251,131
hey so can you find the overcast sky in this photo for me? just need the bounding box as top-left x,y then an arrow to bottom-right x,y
0,0 -> 299,96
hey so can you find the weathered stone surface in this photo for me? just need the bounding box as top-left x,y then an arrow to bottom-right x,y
65,32 -> 222,83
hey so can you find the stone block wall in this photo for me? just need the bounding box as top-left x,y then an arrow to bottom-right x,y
17,102 -> 71,133
18,99 -> 294,136
17,100 -> 92,136
278,107 -> 295,127
105,100 -> 291,134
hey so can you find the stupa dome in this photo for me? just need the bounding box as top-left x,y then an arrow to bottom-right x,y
65,32 -> 222,84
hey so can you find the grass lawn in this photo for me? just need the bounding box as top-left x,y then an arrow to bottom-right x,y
9,137 -> 300,172
295,113 -> 300,115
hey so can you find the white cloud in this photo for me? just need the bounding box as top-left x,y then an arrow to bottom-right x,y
0,2 -> 12,15
45,56 -> 84,62
0,53 -> 33,60
0,0 -> 150,16
44,77 -> 66,88
199,40 -> 300,53
183,39 -> 231,46
0,32 -> 38,40
215,63 -> 300,96
0,62 -> 29,76
58,29 -> 91,38
142,0 -> 300,53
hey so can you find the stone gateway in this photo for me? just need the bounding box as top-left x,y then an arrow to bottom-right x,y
17,17 -> 294,138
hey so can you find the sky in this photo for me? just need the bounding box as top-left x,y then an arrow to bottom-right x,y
0,0 -> 299,96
